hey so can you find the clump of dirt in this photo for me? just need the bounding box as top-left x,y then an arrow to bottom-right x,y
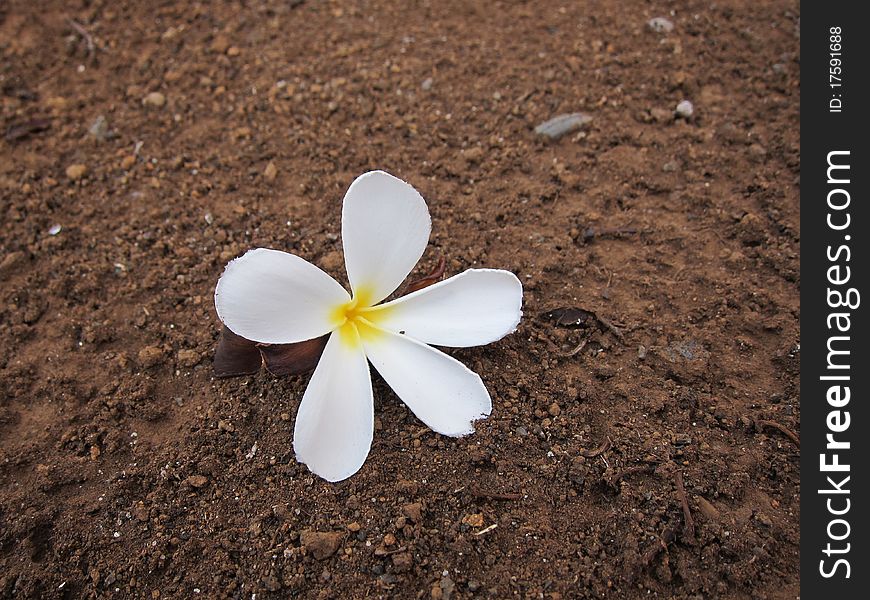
1,0 -> 800,598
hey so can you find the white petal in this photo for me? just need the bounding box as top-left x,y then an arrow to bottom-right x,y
371,269 -> 523,347
361,328 -> 491,436
342,171 -> 431,304
293,330 -> 374,482
215,248 -> 349,344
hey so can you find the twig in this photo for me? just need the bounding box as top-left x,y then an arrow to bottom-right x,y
595,314 -> 626,341
469,485 -> 522,501
608,463 -> 656,487
673,468 -> 696,544
374,545 -> 408,557
264,543 -> 286,555
699,225 -> 729,246
581,436 -> 611,458
474,523 -> 498,536
67,19 -> 95,59
580,226 -> 639,245
641,525 -> 677,566
756,419 -> 800,447
404,256 -> 446,294
561,339 -> 587,357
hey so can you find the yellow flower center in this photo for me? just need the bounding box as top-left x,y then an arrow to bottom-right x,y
330,286 -> 393,349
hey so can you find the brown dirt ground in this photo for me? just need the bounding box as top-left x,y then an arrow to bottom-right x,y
0,0 -> 800,598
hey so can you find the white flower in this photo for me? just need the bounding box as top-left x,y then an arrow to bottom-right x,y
214,170 -> 523,481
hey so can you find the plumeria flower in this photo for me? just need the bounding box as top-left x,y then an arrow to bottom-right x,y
214,171 -> 523,481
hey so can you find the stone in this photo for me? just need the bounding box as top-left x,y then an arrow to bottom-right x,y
319,250 -> 343,274
696,496 -> 720,521
138,345 -> 164,368
401,502 -> 423,523
261,574 -> 280,592
187,475 -> 208,488
210,34 -> 230,54
177,349 -> 200,367
142,92 -> 166,108
534,113 -> 593,140
133,503 -> 150,522
548,402 -> 561,417
66,164 -> 87,180
439,574 -> 456,600
263,161 -> 278,181
461,513 -> 484,528
392,552 -> 413,572
300,530 -> 343,560
647,17 -> 674,33
755,512 -> 773,527
88,115 -> 110,140
0,252 -> 25,275
675,99 -> 694,119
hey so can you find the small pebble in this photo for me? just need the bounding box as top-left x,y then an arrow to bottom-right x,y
461,513 -> 484,528
137,345 -> 164,368
263,161 -> 278,181
177,349 -> 200,367
421,77 -> 433,91
755,512 -> 773,527
401,502 -> 423,523
300,530 -> 343,560
88,115 -> 110,140
48,224 -> 62,236
534,113 -> 593,140
675,99 -> 694,119
66,164 -> 87,181
647,17 -> 674,33
187,475 -> 208,488
696,497 -> 720,521
142,92 -> 166,108
392,552 -> 413,573
0,252 -> 25,275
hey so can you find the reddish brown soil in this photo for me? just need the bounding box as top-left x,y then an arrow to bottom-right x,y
1,0 -> 800,598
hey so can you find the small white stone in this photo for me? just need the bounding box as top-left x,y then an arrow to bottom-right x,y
675,99 -> 694,119
647,17 -> 674,33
